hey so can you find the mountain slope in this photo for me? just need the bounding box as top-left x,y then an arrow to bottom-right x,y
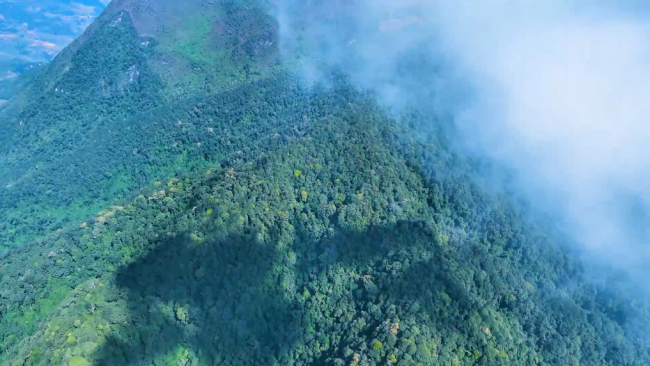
0,10 -> 163,246
1,75 -> 648,366
0,0 -> 280,247
0,1 -> 649,366
103,0 -> 278,98
0,60 -> 44,106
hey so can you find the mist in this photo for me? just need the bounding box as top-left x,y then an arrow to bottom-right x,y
275,0 -> 650,292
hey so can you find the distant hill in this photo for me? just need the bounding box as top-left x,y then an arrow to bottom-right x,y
0,0 -> 108,63
0,1 -> 108,101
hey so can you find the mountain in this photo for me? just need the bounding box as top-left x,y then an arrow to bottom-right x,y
0,1 -> 648,366
0,0 -> 281,249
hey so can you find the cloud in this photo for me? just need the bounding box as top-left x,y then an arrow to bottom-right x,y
28,39 -> 57,49
0,70 -> 19,82
70,1 -> 101,17
431,1 -> 650,280
42,11 -> 96,34
276,0 -> 650,290
0,34 -> 18,40
275,0 -> 448,110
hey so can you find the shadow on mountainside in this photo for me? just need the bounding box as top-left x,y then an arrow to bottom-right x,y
93,228 -> 302,366
93,219 -> 476,366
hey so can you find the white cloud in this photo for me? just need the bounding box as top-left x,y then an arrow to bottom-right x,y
277,0 -> 650,287
70,1 -> 100,17
434,2 -> 650,277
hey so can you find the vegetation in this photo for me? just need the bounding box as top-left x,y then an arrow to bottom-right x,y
0,1 -> 648,366
0,59 -> 44,103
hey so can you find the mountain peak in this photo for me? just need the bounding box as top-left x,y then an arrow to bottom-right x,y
107,0 -> 219,37
95,0 -> 279,97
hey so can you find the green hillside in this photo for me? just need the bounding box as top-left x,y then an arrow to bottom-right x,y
0,1 -> 279,248
0,1 -> 648,366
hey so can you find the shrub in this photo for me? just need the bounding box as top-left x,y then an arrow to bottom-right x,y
68,356 -> 89,366
373,340 -> 383,351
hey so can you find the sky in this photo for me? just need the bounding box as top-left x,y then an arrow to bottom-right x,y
276,0 -> 650,293
0,0 -> 108,62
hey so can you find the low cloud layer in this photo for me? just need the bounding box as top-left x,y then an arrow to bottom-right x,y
276,0 -> 650,288
443,2 -> 650,277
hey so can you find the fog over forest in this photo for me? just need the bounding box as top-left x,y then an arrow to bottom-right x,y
276,0 -> 650,295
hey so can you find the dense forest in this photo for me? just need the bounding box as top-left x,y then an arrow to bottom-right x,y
0,1 -> 649,366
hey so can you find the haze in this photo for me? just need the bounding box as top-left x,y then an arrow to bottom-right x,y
277,0 -> 650,289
